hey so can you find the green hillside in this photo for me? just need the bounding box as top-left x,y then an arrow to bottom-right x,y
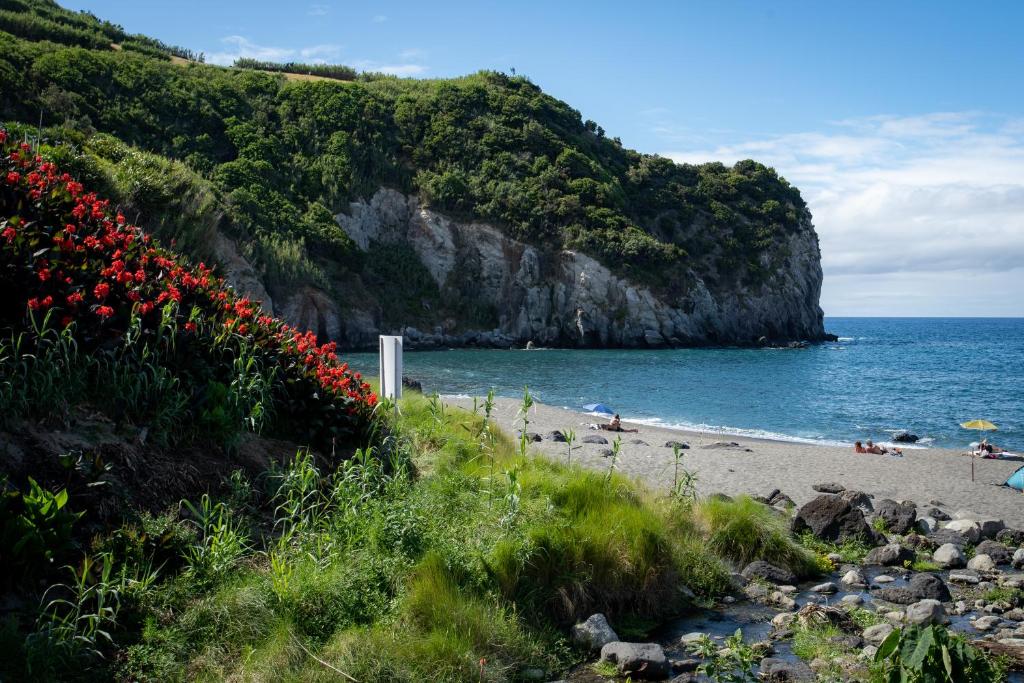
0,0 -> 808,312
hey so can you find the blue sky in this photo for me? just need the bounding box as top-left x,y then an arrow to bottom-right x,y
64,1 -> 1024,316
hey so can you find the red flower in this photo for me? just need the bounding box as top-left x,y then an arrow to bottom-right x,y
37,268 -> 51,282
27,297 -> 40,310
40,295 -> 53,308
67,292 -> 84,305
5,171 -> 19,184
95,305 -> 114,318
184,321 -> 197,333
139,301 -> 154,315
93,282 -> 110,299
1,226 -> 14,242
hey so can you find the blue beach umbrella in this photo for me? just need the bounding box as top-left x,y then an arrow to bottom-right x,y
583,403 -> 615,416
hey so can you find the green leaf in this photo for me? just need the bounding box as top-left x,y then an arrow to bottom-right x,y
904,626 -> 935,669
941,644 -> 953,680
876,628 -> 901,661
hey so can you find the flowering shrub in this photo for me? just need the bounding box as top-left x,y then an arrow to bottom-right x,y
0,130 -> 376,449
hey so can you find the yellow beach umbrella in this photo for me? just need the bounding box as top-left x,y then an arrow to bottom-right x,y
961,419 -> 998,482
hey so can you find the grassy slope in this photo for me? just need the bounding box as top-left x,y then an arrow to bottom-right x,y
77,392 -> 820,683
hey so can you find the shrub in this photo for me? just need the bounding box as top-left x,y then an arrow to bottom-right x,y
873,624 -> 1004,682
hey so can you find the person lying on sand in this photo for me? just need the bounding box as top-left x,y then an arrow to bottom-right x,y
854,441 -> 868,453
979,438 -> 1005,455
864,439 -> 902,456
599,414 -> 639,433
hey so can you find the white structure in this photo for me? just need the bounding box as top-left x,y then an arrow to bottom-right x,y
378,335 -> 403,400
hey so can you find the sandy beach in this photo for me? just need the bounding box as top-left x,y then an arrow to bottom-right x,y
447,397 -> 1024,528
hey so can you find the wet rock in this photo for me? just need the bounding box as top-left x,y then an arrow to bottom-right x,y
974,615 -> 1002,631
933,543 -> 966,568
812,482 -> 845,494
600,641 -> 671,680
874,575 -> 896,584
893,431 -> 919,443
582,435 -> 608,444
976,540 -> 1012,565
949,570 -> 982,585
925,507 -> 951,521
770,591 -> 797,610
864,543 -> 915,567
664,440 -> 689,449
876,499 -> 918,535
968,554 -> 996,572
863,623 -> 895,645
546,431 -> 568,442
759,658 -> 816,682
842,594 -> 864,605
812,582 -> 838,594
841,569 -> 866,586
905,599 -> 945,626
1014,548 -> 1024,569
791,494 -> 883,546
943,520 -> 981,543
571,613 -> 619,652
741,561 -> 797,585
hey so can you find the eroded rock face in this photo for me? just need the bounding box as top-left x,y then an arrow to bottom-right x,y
330,188 -> 826,348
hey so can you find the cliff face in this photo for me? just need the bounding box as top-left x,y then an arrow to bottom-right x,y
224,188 -> 825,350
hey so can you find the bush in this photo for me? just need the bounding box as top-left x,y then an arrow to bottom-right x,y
873,624 -> 1004,682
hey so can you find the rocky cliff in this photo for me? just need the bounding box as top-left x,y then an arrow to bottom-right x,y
225,188 -> 825,350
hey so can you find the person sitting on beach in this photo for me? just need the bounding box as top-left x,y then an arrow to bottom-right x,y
599,414 -> 639,433
979,438 -> 1005,456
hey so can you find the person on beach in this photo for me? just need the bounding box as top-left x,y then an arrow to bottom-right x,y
864,439 -> 902,456
979,438 -> 1005,456
854,441 -> 868,453
599,414 -> 639,433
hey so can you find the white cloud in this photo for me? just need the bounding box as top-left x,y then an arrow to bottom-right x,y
662,113 -> 1024,316
206,36 -> 343,66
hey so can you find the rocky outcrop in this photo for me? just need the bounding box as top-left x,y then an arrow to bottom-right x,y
213,188 -> 827,349
331,189 -> 825,348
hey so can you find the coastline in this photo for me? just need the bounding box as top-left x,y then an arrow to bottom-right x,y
446,396 -> 1024,528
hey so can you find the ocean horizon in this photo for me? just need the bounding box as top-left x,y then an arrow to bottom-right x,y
347,316 -> 1024,452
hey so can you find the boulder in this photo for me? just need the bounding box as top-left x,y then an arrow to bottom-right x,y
600,642 -> 671,680
546,431 -> 568,442
811,582 -> 838,594
925,507 -> 951,521
976,540 -> 1013,565
791,494 -> 883,545
1013,548 -> 1024,569
904,532 -> 934,550
949,570 -> 982,584
663,440 -> 689,449
812,482 -> 845,494
915,517 -> 938,534
893,431 -> 919,443
570,613 -> 618,652
741,561 -> 797,586
905,599 -> 945,626
933,543 -> 966,568
979,518 -> 1007,540
758,658 -> 816,681
908,573 -> 952,601
944,520 -> 981,543
967,554 -> 996,572
841,569 -> 866,586
997,528 -> 1024,546
876,499 -> 917,535
839,489 -> 874,513
862,623 -> 895,645
973,615 -> 1002,632
928,528 -> 970,547
582,435 -> 608,445
874,587 -> 916,605
864,543 -> 915,567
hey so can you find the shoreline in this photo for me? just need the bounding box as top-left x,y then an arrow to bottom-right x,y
446,396 -> 1024,528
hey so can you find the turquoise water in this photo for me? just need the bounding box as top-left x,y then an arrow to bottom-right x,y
345,318 -> 1024,451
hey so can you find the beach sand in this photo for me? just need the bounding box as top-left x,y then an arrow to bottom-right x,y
447,397 -> 1024,528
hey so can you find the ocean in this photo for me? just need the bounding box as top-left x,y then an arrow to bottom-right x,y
345,318 -> 1023,452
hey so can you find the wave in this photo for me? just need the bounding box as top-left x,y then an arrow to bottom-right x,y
621,416 -> 929,449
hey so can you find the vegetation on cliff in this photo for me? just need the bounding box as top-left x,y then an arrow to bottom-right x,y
0,0 -> 810,324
